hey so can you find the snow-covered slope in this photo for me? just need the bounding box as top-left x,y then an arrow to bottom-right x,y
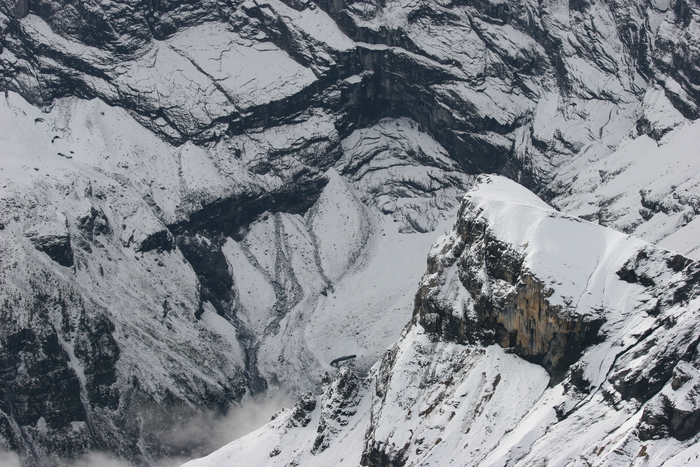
183,176 -> 700,467
2,0 -> 700,465
547,102 -> 700,260
0,90 -> 468,465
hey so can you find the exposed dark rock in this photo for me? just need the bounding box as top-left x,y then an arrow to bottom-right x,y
636,116 -> 673,141
361,439 -> 408,467
569,0 -> 591,13
13,0 -> 28,18
176,234 -> 234,317
601,247 -> 700,444
77,207 -> 111,241
667,254 -> 692,273
26,223 -> 75,268
0,322 -> 88,466
135,228 -> 174,253
171,173 -> 329,240
415,202 -> 604,382
612,349 -> 679,403
312,368 -> 361,454
287,393 -> 317,428
29,233 -> 74,267
617,251 -> 657,287
674,0 -> 694,27
639,390 -> 700,441
74,314 -> 120,411
563,363 -> 592,396
0,328 -> 85,430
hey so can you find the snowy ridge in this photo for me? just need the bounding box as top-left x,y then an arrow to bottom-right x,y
184,176 -> 700,467
459,175 -> 646,314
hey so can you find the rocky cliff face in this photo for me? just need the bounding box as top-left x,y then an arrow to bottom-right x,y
3,0 -> 699,183
2,0 -> 700,465
415,194 -> 605,381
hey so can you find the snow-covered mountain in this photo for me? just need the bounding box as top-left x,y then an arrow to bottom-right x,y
183,175 -> 700,467
1,0 -> 700,465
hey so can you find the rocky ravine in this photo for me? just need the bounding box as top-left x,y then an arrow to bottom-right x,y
1,0 -> 700,465
184,176 -> 700,467
0,90 -> 469,466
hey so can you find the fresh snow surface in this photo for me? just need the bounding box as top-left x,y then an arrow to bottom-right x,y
551,116 -> 700,260
166,22 -> 318,110
15,11 -> 327,136
182,332 -> 550,467
259,0 -> 356,53
337,117 -> 472,234
463,176 -> 646,313
226,169 -> 458,394
222,117 -> 472,395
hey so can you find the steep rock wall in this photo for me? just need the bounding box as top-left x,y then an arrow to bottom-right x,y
415,180 -> 605,381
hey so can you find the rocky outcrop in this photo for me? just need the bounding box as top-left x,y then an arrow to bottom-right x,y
176,234 -> 235,317
285,393 -> 317,429
120,208 -> 173,253
411,176 -> 700,447
415,179 -> 605,381
312,368 -> 362,454
169,171 -> 330,239
24,214 -> 74,268
0,286 -> 122,465
638,359 -> 700,441
0,328 -> 86,459
12,0 -> 27,18
26,231 -> 73,267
